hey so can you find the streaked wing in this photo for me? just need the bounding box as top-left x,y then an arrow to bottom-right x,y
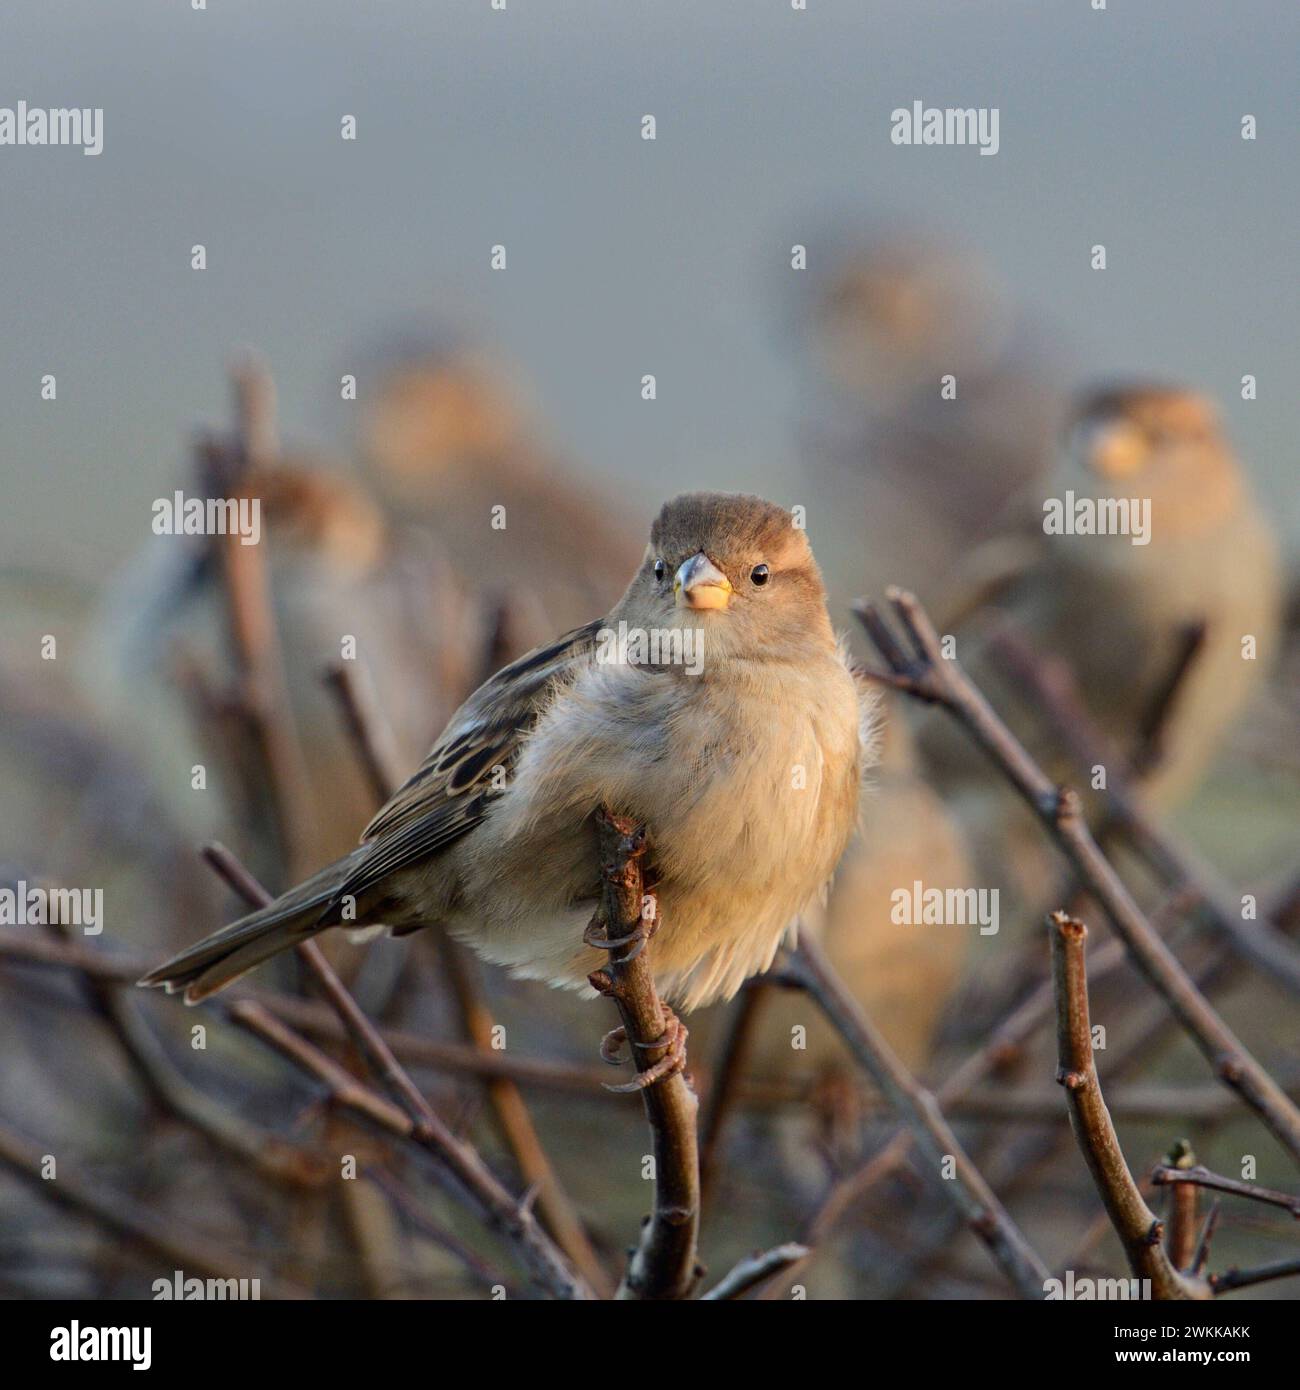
334,620 -> 603,905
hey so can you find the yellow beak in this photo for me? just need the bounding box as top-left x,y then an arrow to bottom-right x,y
674,553 -> 732,610
1085,420 -> 1147,480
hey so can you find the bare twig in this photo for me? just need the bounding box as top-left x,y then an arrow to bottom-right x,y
44,916 -> 324,1189
203,843 -> 592,1300
989,623 -> 1300,996
698,980 -> 769,1205
786,933 -> 1050,1299
0,931 -> 619,1096
1209,1256 -> 1300,1295
1049,911 -> 1208,1299
0,1120 -> 308,1298
590,809 -> 700,1300
700,1243 -> 809,1300
1150,1163 -> 1300,1219
857,588 -> 1300,1164
321,662 -> 405,807
1190,1201 -> 1220,1276
320,663 -> 612,1295
1162,1140 -> 1200,1272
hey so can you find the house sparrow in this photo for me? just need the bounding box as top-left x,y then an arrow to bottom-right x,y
799,232 -> 1064,605
930,384 -> 1281,811
141,493 -> 874,1012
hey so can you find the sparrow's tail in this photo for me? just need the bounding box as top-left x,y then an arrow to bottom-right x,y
137,848 -> 368,1004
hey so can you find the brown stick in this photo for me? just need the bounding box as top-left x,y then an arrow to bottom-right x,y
988,622 -> 1300,995
0,931 -> 622,1096
1150,1163 -> 1300,1219
700,1243 -> 809,1300
591,809 -> 700,1300
1049,911 -> 1208,1299
321,661 -> 612,1295
203,843 -> 592,1300
44,916 -> 325,1189
786,933 -> 1051,1299
857,588 -> 1300,1164
1162,1140 -> 1200,1272
1209,1256 -> 1300,1295
697,980 -> 769,1206
0,1120 -> 308,1298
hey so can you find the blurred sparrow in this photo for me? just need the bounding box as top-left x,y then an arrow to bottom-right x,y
360,349 -> 642,646
929,384 -> 1281,809
142,493 -> 874,1012
800,232 -> 1064,602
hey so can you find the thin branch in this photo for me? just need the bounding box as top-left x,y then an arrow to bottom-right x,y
590,809 -> 700,1300
1150,1163 -> 1300,1218
320,662 -> 612,1295
1049,911 -> 1208,1299
0,931 -> 619,1096
203,843 -> 593,1301
0,1119 -> 308,1298
1162,1140 -> 1200,1272
1209,1256 -> 1300,1295
700,1243 -> 809,1300
786,933 -> 1051,1299
44,916 -> 325,1189
988,622 -> 1300,996
1190,1201 -> 1220,1276
698,980 -> 769,1206
320,662 -> 405,807
857,588 -> 1300,1164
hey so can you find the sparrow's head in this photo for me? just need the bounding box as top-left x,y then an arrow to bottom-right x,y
615,492 -> 833,661
1064,383 -> 1244,534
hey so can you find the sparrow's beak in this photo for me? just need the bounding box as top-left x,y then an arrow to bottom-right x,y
1083,419 -> 1147,480
674,552 -> 732,610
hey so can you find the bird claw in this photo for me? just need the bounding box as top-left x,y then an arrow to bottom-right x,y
601,1007 -> 688,1092
583,896 -> 659,963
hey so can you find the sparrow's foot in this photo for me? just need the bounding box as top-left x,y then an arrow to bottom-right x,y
601,1006 -> 688,1093
583,893 -> 659,964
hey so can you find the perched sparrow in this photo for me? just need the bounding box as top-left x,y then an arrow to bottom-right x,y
142,493 -> 874,1011
928,384 -> 1282,810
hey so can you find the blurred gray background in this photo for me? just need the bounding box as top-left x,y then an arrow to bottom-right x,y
1,0 -> 1297,581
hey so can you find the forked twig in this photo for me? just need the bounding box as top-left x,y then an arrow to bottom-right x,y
1049,911 -> 1209,1299
856,588 -> 1300,1165
786,934 -> 1051,1299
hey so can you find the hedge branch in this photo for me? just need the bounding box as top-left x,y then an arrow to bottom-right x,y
856,588 -> 1300,1165
588,809 -> 700,1300
1049,911 -> 1208,1299
203,843 -> 593,1300
786,933 -> 1050,1299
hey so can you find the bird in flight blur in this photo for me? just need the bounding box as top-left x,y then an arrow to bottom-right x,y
142,493 -> 874,1031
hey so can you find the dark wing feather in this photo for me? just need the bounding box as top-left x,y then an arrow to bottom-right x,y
332,620 -> 602,907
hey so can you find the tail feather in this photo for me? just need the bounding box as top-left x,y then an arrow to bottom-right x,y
138,849 -> 366,1003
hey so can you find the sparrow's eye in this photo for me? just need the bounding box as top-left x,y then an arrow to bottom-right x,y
653,558 -> 666,581
750,563 -> 770,586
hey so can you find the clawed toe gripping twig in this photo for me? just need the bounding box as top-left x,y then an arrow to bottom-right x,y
591,806 -> 700,1299
598,1007 -> 689,1093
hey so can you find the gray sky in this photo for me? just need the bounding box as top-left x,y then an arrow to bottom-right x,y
2,0 -> 1297,579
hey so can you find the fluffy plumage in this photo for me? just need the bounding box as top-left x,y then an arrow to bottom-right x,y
141,492 -> 874,1010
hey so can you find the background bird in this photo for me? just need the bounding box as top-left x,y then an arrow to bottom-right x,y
925,382 -> 1282,812
359,346 -> 643,651
741,702 -> 975,1086
142,492 -> 874,1014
